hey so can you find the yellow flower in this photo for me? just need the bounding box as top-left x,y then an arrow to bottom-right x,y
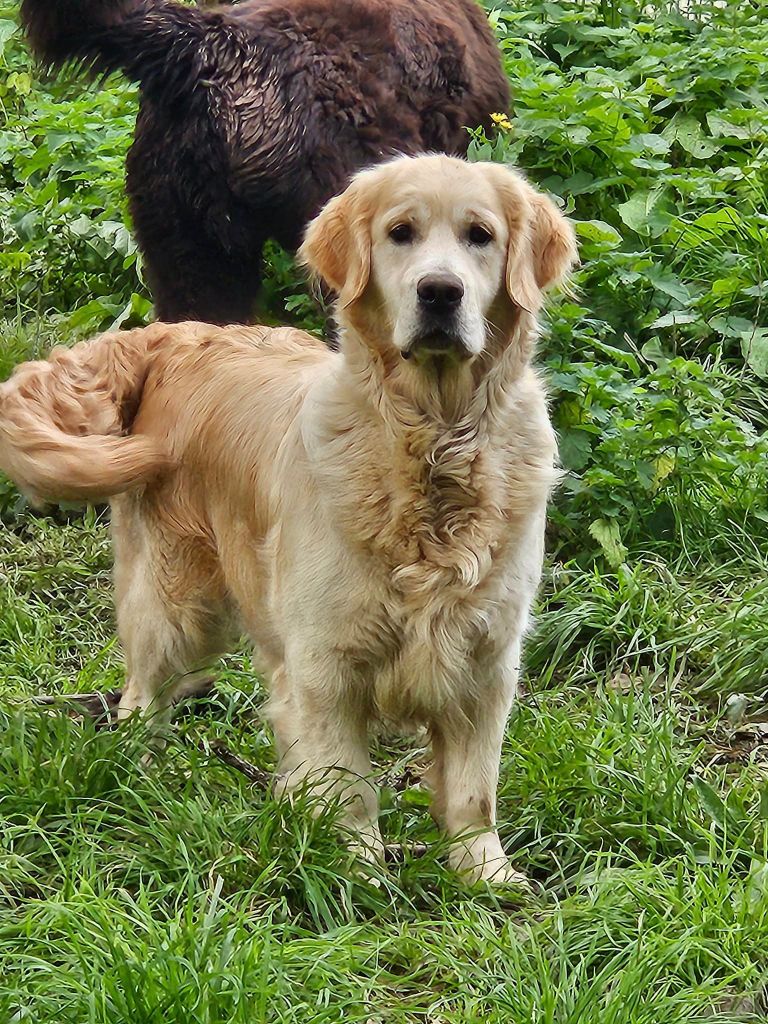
490,112 -> 513,132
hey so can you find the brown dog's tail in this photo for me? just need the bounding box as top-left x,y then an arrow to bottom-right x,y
19,0 -> 213,100
0,324 -> 174,504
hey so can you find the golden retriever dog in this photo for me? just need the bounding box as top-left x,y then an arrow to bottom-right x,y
0,155 -> 576,884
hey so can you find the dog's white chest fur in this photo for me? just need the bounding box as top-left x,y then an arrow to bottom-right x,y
372,500 -> 548,719
294,384 -> 556,723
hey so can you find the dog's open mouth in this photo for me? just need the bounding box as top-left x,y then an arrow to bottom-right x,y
402,330 -> 469,363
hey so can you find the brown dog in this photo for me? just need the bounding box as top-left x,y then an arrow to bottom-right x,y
20,0 -> 509,325
0,156 -> 576,883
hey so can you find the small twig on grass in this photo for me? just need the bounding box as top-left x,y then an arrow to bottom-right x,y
26,687 -> 272,787
27,676 -> 220,727
199,737 -> 271,789
192,738 -> 430,865
26,688 -> 431,861
383,843 -> 428,863
30,690 -> 121,726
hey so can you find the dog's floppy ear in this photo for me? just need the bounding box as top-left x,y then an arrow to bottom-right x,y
490,167 -> 578,314
299,181 -> 372,307
527,191 -> 579,292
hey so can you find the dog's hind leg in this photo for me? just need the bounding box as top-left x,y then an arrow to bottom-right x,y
126,166 -> 264,324
146,237 -> 264,327
111,496 -> 233,739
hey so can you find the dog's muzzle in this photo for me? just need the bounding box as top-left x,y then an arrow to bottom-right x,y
402,329 -> 470,361
402,272 -> 469,361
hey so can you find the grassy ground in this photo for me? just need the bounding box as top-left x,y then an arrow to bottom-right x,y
2,508 -> 768,1022
2,0 -> 768,1020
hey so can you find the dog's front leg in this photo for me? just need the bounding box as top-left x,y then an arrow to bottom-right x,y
429,663 -> 526,886
268,659 -> 383,865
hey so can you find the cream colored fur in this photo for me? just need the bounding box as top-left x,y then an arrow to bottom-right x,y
0,155 -> 577,884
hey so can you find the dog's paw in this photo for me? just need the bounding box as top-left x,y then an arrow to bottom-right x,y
449,832 -> 530,889
477,859 -> 531,889
348,829 -> 389,888
348,825 -> 386,865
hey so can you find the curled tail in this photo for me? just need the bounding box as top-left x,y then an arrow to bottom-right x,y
19,0 -> 212,89
0,324 -> 174,504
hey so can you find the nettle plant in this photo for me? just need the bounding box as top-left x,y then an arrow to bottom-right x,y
2,0 -> 767,561
469,0 -> 768,563
479,0 -> 767,359
547,346 -> 768,563
0,14 -> 146,327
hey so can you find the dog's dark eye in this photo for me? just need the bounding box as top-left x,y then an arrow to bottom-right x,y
468,224 -> 493,246
389,223 -> 414,244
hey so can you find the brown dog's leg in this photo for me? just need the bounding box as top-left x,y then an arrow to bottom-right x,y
127,158 -> 265,326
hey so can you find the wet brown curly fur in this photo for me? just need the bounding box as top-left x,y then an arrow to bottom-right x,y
20,0 -> 509,324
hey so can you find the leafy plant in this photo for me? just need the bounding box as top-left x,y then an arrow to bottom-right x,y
2,4 -> 768,1020
2,0 -> 768,560
467,0 -> 768,560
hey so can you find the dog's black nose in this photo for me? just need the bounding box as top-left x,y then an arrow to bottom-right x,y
417,273 -> 464,312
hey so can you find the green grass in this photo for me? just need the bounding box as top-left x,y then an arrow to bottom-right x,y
2,509 -> 767,1021
2,0 -> 768,1019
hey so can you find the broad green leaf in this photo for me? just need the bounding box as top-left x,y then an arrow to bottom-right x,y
68,214 -> 95,238
692,207 -> 742,234
0,19 -> 16,53
627,133 -> 671,155
709,277 -> 743,299
652,453 -> 676,490
668,208 -> 743,251
710,315 -> 755,339
585,338 -> 641,374
644,267 -> 693,305
46,131 -> 82,153
706,112 -> 751,140
560,171 -> 606,195
7,72 -> 31,97
662,112 -> 720,159
588,519 -> 628,568
574,219 -> 623,249
68,298 -> 124,329
640,339 -> 669,366
642,77 -> 674,97
110,292 -> 154,331
617,189 -> 673,237
647,311 -> 698,330
559,429 -> 594,472
740,328 -> 768,379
